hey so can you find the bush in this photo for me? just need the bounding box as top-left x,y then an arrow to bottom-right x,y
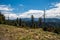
43,26 -> 55,32
54,28 -> 60,34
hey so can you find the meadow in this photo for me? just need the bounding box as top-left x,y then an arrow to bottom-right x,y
0,24 -> 60,40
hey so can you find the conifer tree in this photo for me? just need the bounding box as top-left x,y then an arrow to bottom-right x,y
19,18 -> 22,26
0,12 -> 5,24
31,15 -> 34,28
38,17 -> 42,27
16,17 -> 19,26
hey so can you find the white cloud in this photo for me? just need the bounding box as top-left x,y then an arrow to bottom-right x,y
0,5 -> 17,19
1,3 -> 60,19
19,3 -> 60,19
1,11 -> 17,19
46,3 -> 60,18
0,5 -> 13,11
19,10 -> 44,18
4,13 -> 18,19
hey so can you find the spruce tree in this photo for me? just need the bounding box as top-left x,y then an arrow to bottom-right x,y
19,18 -> 22,26
16,17 -> 19,26
31,15 -> 34,28
0,12 -> 5,24
38,17 -> 42,28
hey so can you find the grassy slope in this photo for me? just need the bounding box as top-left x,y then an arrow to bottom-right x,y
0,24 -> 60,40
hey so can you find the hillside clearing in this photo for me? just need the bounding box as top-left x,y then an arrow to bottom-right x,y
0,24 -> 60,40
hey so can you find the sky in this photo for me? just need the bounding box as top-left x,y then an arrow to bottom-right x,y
0,0 -> 60,19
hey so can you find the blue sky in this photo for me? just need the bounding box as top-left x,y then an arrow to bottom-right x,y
0,0 -> 60,13
0,0 -> 60,19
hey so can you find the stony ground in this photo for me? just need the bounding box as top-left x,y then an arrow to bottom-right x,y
0,24 -> 60,40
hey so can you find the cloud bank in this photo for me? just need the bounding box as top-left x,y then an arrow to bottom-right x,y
0,3 -> 60,19
19,3 -> 60,18
0,5 -> 17,19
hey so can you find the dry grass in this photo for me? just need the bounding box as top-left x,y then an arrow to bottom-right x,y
0,24 -> 60,40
